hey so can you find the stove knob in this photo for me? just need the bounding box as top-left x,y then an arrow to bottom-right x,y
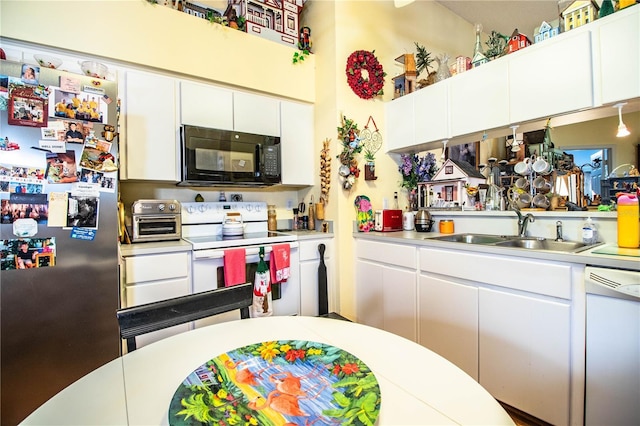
198,204 -> 207,213
168,204 -> 176,211
158,204 -> 165,211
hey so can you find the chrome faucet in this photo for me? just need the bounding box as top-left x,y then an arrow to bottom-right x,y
555,221 -> 564,242
508,198 -> 535,237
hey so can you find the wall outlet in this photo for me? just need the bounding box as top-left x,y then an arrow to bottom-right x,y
286,199 -> 293,209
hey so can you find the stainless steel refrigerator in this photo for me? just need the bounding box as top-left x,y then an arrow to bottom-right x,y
1,60 -> 120,425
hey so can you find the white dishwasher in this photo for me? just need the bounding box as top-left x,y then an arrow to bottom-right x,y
584,265 -> 640,426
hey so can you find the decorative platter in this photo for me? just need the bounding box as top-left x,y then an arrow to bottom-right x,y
168,340 -> 381,426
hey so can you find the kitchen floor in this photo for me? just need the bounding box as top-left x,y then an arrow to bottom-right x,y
500,402 -> 552,426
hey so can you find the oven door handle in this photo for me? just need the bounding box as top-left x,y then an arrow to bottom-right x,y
192,242 -> 298,260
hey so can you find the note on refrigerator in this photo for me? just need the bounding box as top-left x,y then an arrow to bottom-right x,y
47,192 -> 68,227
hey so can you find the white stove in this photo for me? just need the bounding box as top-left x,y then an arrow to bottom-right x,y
181,202 -> 295,250
180,201 -> 301,320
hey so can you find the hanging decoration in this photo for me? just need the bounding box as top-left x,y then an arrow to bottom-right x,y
361,116 -> 382,181
319,138 -> 332,206
345,50 -> 386,99
336,115 -> 362,190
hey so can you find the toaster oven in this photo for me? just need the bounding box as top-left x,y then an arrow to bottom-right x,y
131,200 -> 181,243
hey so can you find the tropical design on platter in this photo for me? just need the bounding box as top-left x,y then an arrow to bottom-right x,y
169,340 -> 381,426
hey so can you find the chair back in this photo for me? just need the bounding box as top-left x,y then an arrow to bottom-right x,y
117,283 -> 253,352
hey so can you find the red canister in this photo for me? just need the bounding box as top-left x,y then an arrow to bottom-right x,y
439,219 -> 454,234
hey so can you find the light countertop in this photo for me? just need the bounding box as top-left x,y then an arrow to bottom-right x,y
353,230 -> 640,271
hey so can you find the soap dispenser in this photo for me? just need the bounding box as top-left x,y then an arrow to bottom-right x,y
582,217 -> 598,245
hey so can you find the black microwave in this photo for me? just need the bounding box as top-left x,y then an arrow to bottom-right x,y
179,125 -> 281,186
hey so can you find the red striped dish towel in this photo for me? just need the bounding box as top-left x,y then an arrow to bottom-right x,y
270,244 -> 290,283
224,248 -> 246,287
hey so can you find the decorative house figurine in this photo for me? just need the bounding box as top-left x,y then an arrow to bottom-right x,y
418,158 -> 486,210
182,1 -> 224,21
471,23 -> 489,68
392,53 -> 417,98
507,28 -> 532,54
225,0 -> 307,48
561,1 -> 599,32
534,19 -> 561,43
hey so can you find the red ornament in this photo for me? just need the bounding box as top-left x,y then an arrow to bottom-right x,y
345,50 -> 386,100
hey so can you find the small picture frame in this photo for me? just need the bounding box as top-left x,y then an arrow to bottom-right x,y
446,142 -> 479,168
8,86 -> 48,128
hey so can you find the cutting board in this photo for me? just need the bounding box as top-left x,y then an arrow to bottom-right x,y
592,245 -> 640,258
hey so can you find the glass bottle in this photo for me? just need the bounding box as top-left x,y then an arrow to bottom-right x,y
267,205 -> 277,231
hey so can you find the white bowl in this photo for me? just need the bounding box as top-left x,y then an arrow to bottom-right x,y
34,54 -> 62,69
79,61 -> 108,79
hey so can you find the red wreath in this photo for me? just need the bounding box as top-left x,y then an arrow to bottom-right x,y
346,50 -> 386,100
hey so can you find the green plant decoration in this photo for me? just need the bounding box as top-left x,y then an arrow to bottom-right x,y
486,30 -> 509,60
414,42 -> 434,75
293,49 -> 310,64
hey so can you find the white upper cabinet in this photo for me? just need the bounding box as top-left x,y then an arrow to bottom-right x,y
596,7 -> 640,104
122,70 -> 180,182
179,80 -> 233,130
450,59 -> 509,136
385,8 -> 640,149
414,80 -> 449,144
280,100 -> 314,186
385,93 -> 414,152
509,31 -> 593,123
233,91 -> 280,136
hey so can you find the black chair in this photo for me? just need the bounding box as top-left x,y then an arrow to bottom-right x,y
317,243 -> 351,322
117,283 -> 253,352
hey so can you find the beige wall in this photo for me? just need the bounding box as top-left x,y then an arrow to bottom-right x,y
302,0 -> 476,318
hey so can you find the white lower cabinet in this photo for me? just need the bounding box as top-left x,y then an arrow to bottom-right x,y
479,287 -> 571,426
121,251 -> 191,350
418,273 -> 478,379
418,246 -> 575,425
298,238 -> 334,316
355,240 -> 417,341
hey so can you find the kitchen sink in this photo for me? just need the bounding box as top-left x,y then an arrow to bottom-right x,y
493,238 -> 594,252
430,233 -> 511,245
427,233 -> 601,253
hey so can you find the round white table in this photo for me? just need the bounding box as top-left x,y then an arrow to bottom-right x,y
22,316 -> 514,425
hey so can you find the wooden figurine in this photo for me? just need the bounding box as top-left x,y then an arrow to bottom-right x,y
392,53 -> 417,98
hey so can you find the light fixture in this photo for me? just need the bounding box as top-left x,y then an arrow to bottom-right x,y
614,102 -> 630,137
441,139 -> 448,159
509,125 -> 522,152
